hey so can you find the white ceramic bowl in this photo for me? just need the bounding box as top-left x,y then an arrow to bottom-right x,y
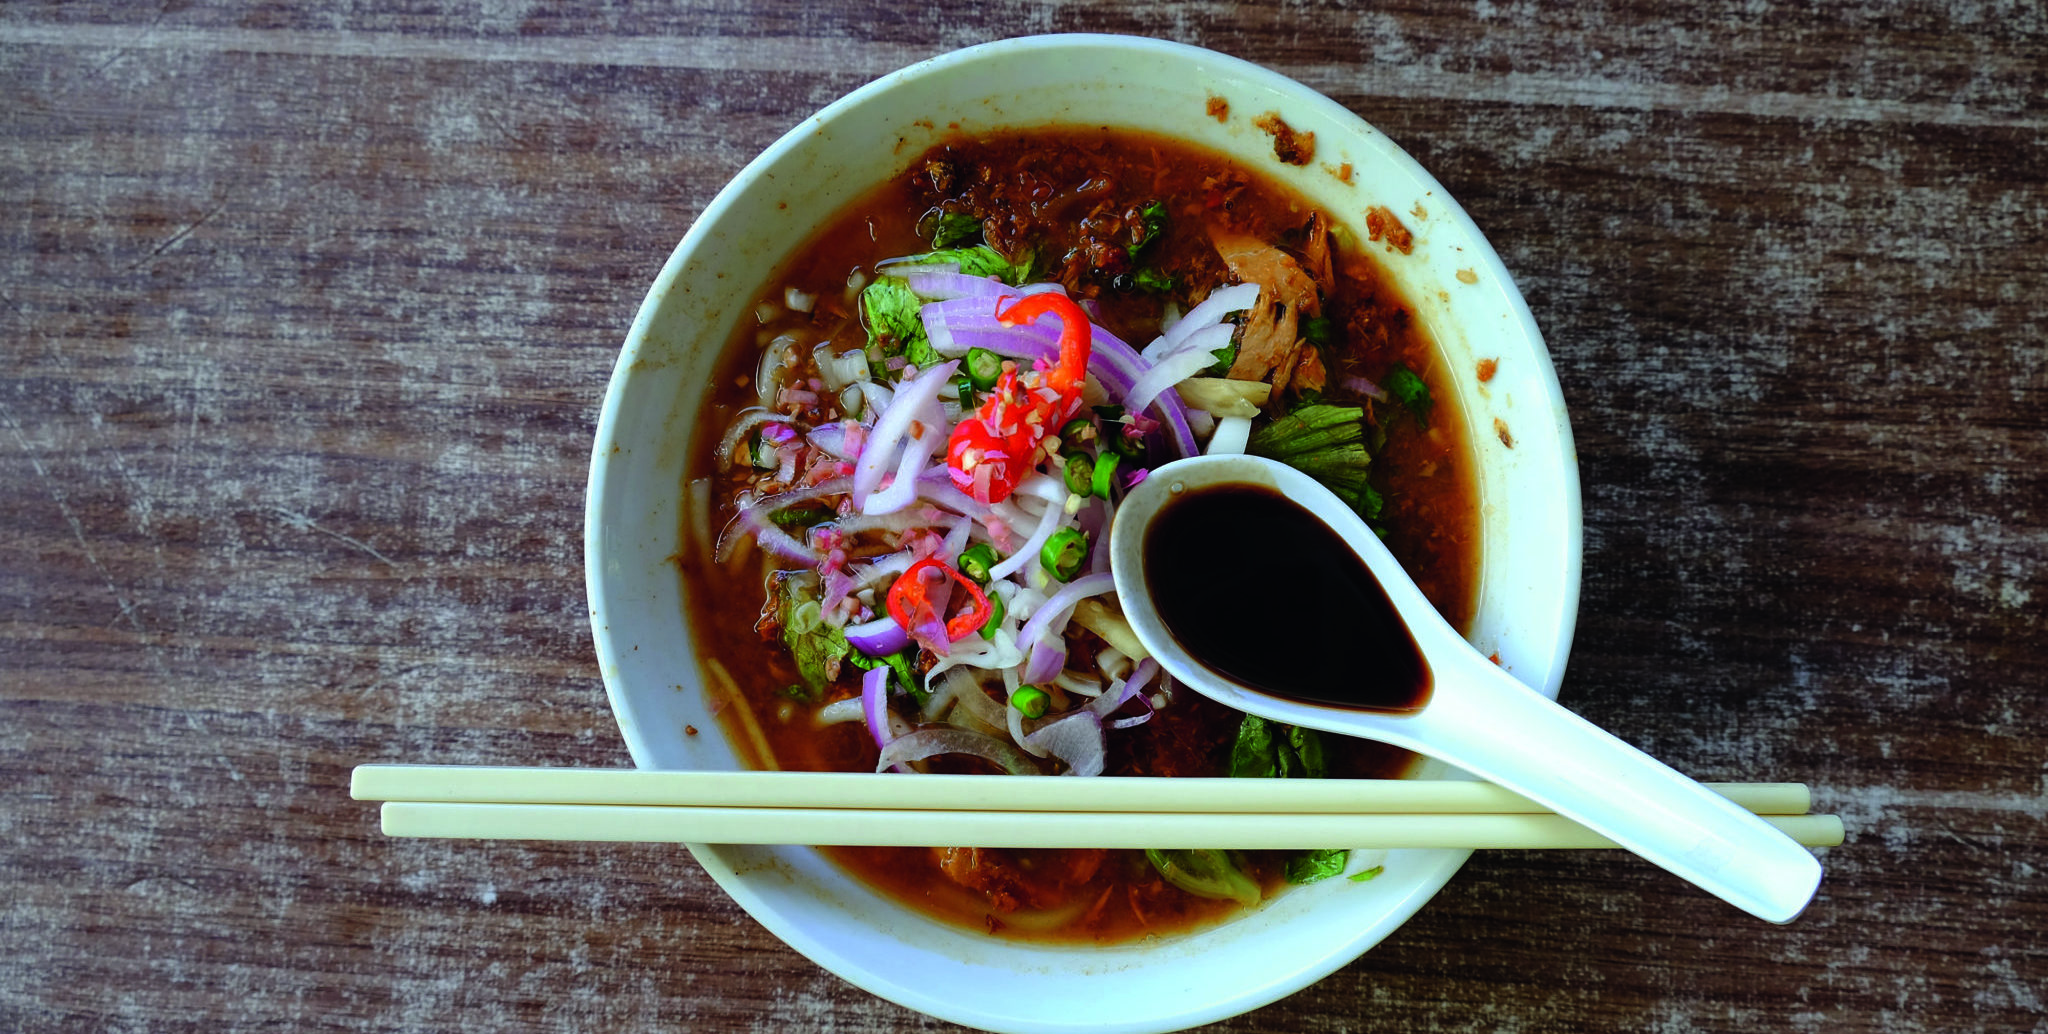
586,34 -> 1581,1034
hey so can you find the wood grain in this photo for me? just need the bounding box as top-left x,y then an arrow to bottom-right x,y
3,2 -> 2042,1032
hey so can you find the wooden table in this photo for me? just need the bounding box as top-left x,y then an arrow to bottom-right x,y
4,4 -> 2042,1031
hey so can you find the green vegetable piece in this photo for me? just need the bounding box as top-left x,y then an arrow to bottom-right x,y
1108,423 -> 1145,460
905,334 -> 942,370
904,245 -> 1036,286
978,589 -> 1006,640
1091,451 -> 1120,498
1348,865 -> 1386,883
1010,685 -> 1050,719
1246,403 -> 1381,521
1383,362 -> 1434,427
778,582 -> 848,700
767,504 -> 835,531
1040,528 -> 1089,582
964,348 -> 1004,390
1062,452 -> 1095,496
957,543 -> 1000,585
1285,848 -> 1350,885
847,648 -> 925,705
930,210 -> 983,248
1128,199 -> 1170,256
1302,315 -> 1336,347
1228,714 -> 1280,779
1091,404 -> 1125,422
1205,339 -> 1238,378
1288,725 -> 1328,779
1133,267 -> 1175,293
748,430 -> 782,470
1230,714 -> 1328,779
861,276 -> 930,360
952,373 -> 977,409
1059,417 -> 1096,451
1144,848 -> 1261,907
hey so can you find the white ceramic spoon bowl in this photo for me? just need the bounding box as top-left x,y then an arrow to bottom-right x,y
1108,452 -> 1823,923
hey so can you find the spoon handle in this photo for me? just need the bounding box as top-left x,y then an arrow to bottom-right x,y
1396,657 -> 1824,922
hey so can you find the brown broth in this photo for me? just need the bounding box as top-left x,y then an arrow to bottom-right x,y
677,127 -> 1479,944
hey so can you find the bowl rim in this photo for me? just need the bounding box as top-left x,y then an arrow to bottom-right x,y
586,31 -> 1583,1033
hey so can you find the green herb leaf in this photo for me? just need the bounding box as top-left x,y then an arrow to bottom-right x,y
1245,403 -> 1381,521
1384,363 -> 1434,427
1302,315 -> 1336,347
778,580 -> 848,700
861,276 -> 929,360
847,648 -> 925,704
1144,848 -> 1261,907
904,245 -> 1036,286
1205,339 -> 1238,378
1347,865 -> 1386,883
1288,725 -> 1328,780
1133,266 -> 1175,293
1228,714 -> 1280,779
929,211 -> 983,248
766,503 -> 835,531
1128,199 -> 1170,256
1285,848 -> 1350,885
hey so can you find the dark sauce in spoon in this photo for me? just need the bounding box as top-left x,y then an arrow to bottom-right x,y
1142,484 -> 1432,714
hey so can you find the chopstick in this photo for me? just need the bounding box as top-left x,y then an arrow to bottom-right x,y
375,801 -> 1842,849
353,766 -> 1844,850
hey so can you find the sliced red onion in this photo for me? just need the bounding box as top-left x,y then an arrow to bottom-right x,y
711,476 -> 854,564
1107,699 -> 1155,730
821,567 -> 861,615
922,629 -> 1025,692
863,413 -> 947,516
1015,571 -> 1116,644
905,271 -> 1009,300
1089,658 -> 1159,719
861,666 -> 894,750
1341,374 -> 1390,402
807,422 -> 856,460
987,483 -> 1070,580
1150,321 -> 1236,365
875,727 -> 1043,775
859,361 -> 957,514
856,380 -> 895,416
1126,344 -> 1227,422
940,515 -> 974,559
1022,640 -> 1066,685
1021,711 -> 1106,776
874,257 -> 962,276
1144,282 -> 1260,360
845,615 -> 910,657
913,467 -> 991,519
1087,498 -> 1115,575
1012,571 -> 1116,683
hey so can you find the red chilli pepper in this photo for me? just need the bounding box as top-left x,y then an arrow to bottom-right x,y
885,556 -> 993,643
998,293 -> 1092,395
943,293 -> 1094,504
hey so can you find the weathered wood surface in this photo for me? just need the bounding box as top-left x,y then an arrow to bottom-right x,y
3,3 -> 2042,1032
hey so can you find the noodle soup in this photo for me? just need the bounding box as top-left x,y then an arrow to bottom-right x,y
680,127 -> 1478,943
